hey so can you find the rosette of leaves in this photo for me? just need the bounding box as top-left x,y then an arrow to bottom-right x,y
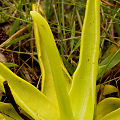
0,0 -> 120,120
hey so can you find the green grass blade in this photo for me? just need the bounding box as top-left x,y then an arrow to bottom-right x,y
69,0 -> 100,119
2,62 -> 18,68
70,21 -> 76,52
0,62 -> 59,120
9,19 -> 20,37
0,33 -> 31,48
98,49 -> 120,79
30,11 -> 74,120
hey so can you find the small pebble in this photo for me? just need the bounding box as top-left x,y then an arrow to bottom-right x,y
0,53 -> 7,63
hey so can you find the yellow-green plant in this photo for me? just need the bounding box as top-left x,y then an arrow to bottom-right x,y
0,0 -> 120,120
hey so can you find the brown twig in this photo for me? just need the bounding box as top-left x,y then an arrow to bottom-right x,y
0,25 -> 30,48
101,0 -> 120,8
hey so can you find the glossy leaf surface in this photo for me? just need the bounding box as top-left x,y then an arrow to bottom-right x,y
0,62 -> 59,120
100,108 -> 120,120
30,11 -> 73,120
32,4 -> 71,106
96,98 -> 120,120
69,0 -> 100,119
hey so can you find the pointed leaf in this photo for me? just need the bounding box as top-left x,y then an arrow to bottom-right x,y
32,4 -> 71,106
30,11 -> 73,120
0,62 -> 59,120
69,0 -> 100,119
